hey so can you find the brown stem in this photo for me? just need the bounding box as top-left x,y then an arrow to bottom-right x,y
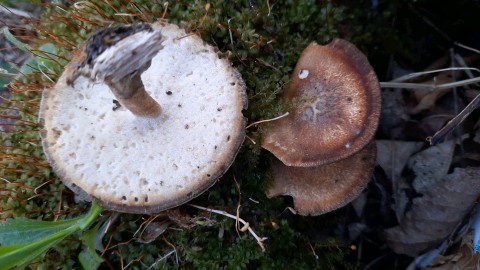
68,24 -> 164,118
106,72 -> 161,118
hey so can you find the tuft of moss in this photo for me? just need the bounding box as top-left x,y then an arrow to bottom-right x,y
1,1 -> 360,268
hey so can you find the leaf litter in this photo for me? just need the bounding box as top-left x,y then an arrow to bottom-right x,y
367,43 -> 480,268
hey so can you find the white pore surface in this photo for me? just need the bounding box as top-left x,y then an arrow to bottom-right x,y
40,23 -> 246,213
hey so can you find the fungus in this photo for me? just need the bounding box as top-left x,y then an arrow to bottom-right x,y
262,39 -> 381,167
267,142 -> 376,216
39,22 -> 247,214
262,39 -> 380,215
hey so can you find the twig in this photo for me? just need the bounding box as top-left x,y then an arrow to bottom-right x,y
188,204 -> 267,252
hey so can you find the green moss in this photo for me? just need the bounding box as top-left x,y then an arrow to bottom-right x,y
1,0 -> 361,269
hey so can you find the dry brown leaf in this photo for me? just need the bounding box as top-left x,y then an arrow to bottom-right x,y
426,232 -> 480,270
136,220 -> 171,244
408,55 -> 474,114
377,140 -> 425,223
388,141 -> 455,223
408,140 -> 455,193
384,167 -> 480,257
474,129 -> 480,145
379,89 -> 410,137
376,140 -> 424,182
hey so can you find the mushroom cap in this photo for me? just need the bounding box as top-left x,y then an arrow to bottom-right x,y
39,22 -> 247,214
266,141 -> 377,216
262,39 -> 381,167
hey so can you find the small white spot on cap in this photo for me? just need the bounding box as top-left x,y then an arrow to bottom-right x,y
345,142 -> 351,149
298,69 -> 309,79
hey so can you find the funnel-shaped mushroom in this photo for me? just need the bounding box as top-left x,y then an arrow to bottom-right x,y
39,22 -> 247,214
263,39 -> 381,167
262,39 -> 380,215
267,142 -> 376,216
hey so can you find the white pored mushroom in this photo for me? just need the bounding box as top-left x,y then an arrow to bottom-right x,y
39,22 -> 247,214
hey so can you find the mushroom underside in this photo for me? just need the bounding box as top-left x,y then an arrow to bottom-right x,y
39,22 -> 247,214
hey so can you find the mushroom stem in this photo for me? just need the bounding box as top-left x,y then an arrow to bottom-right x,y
105,68 -> 161,118
70,24 -> 164,118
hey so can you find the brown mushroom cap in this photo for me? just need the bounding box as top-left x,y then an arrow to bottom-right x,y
39,22 -> 247,214
262,39 -> 381,167
266,141 -> 377,216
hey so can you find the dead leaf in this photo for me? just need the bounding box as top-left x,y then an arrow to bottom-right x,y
426,232 -> 480,270
136,220 -> 171,244
407,54 -> 477,114
408,140 -> 455,193
379,89 -> 410,138
376,140 -> 424,182
411,88 -> 452,114
384,167 -> 480,257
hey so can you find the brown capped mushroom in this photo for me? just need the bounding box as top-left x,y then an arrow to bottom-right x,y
262,39 -> 380,215
263,39 -> 381,167
267,142 -> 376,216
39,22 -> 247,214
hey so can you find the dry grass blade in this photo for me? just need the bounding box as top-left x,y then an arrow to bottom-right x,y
427,91 -> 480,145
380,77 -> 480,91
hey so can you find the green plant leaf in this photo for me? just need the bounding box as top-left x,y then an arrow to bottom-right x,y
0,201 -> 102,269
0,61 -> 15,87
0,228 -> 74,270
79,222 -> 104,270
2,27 -> 32,54
0,217 -> 81,246
3,27 -> 61,76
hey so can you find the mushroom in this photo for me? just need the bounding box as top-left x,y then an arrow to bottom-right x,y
262,39 -> 380,215
267,142 -> 377,216
39,22 -> 247,214
263,39 -> 381,167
